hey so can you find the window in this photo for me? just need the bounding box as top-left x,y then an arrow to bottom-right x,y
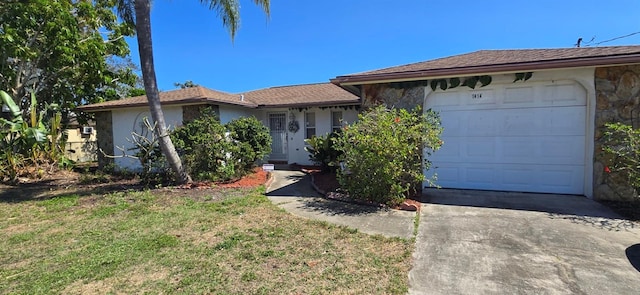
305,112 -> 316,139
331,111 -> 343,133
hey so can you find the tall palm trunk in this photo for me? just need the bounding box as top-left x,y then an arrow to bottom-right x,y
134,0 -> 191,184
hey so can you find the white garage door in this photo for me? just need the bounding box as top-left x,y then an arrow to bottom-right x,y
425,80 -> 586,195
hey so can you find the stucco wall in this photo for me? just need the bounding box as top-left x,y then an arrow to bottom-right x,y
593,65 -> 640,200
111,106 -> 183,171
95,111 -> 113,168
219,105 -> 260,124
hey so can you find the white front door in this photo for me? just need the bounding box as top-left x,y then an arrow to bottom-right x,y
425,80 -> 587,195
268,113 -> 288,161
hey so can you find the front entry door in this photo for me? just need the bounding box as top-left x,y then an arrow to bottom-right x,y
268,113 -> 288,161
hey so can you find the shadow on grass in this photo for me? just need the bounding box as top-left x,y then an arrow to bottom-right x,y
0,181 -> 146,203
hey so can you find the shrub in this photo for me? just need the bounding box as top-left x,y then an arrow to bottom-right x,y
601,122 -> 640,198
128,110 -> 272,183
225,116 -> 272,171
171,110 -> 240,182
305,132 -> 342,172
334,105 -> 442,206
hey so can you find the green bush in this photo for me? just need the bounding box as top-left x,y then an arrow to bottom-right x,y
225,116 -> 272,171
334,105 -> 442,206
171,111 -> 240,182
133,110 -> 273,183
601,122 -> 640,198
305,132 -> 342,172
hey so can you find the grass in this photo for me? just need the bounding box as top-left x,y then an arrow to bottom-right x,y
0,187 -> 413,294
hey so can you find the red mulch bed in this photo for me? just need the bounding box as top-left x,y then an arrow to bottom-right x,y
305,168 -> 421,211
178,168 -> 270,189
216,168 -> 269,188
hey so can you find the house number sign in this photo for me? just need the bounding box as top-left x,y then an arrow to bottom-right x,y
471,93 -> 483,99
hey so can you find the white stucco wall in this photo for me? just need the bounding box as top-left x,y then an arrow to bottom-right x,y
219,105 -> 260,124
109,104 -> 359,170
111,106 -> 183,171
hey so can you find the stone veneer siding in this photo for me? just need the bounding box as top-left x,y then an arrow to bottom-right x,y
95,111 -> 114,169
593,65 -> 640,200
362,84 -> 425,110
182,104 -> 220,123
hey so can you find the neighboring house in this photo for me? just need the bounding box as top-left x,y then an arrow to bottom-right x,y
64,116 -> 97,163
331,45 -> 640,200
76,83 -> 359,170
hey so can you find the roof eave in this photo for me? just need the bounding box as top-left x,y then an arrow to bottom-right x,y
257,100 -> 361,109
76,98 -> 257,112
331,54 -> 640,85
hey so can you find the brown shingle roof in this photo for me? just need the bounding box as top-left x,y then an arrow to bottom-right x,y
77,86 -> 255,112
241,83 -> 359,108
332,46 -> 640,84
78,83 -> 359,112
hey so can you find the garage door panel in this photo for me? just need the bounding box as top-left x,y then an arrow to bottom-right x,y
424,79 -> 586,195
542,83 -> 587,105
440,107 -> 584,138
433,136 -> 584,166
431,163 -> 583,194
466,167 -> 497,184
504,86 -> 534,104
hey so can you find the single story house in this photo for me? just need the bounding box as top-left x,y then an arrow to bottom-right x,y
76,83 -> 359,170
331,45 -> 640,200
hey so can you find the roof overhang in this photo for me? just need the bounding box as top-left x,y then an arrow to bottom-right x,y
331,54 -> 640,86
256,100 -> 361,109
76,98 -> 257,112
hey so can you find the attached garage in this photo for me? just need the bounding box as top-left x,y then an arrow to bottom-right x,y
424,76 -> 588,195
332,46 -> 640,199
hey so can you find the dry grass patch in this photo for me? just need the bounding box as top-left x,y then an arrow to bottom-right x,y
0,187 -> 412,294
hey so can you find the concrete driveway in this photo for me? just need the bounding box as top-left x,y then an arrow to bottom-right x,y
410,189 -> 640,294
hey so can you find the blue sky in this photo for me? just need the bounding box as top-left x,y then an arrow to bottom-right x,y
126,0 -> 640,93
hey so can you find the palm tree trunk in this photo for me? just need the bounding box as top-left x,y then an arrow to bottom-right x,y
134,0 -> 191,184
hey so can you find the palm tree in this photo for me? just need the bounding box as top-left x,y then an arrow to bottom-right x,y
116,0 -> 270,184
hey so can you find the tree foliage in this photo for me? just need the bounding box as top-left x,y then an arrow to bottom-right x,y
174,80 -> 199,89
334,106 -> 443,206
113,0 -> 270,184
0,0 -> 138,122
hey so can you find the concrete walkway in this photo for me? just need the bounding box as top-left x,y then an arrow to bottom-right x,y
265,169 -> 416,239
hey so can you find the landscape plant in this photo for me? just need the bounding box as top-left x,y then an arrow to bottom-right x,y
134,109 -> 272,183
601,122 -> 640,199
0,90 -> 70,181
334,105 -> 442,206
225,116 -> 272,171
305,132 -> 342,172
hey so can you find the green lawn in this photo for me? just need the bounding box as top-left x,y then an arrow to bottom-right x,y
0,187 -> 412,294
